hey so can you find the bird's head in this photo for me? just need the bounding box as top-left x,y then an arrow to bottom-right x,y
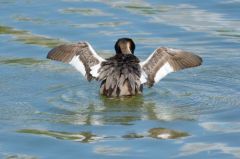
114,38 -> 135,54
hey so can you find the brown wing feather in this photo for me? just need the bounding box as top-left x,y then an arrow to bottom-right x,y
47,44 -> 81,63
141,47 -> 202,87
167,48 -> 202,71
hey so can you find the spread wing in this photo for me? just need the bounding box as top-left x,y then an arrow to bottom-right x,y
140,47 -> 202,87
47,42 -> 105,81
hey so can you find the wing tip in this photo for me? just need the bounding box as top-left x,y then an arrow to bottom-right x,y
46,44 -> 76,63
46,49 -> 55,60
46,48 -> 56,60
195,54 -> 203,67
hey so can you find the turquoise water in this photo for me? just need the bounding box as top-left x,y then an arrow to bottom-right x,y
0,0 -> 240,158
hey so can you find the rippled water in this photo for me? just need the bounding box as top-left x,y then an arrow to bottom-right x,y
0,0 -> 240,158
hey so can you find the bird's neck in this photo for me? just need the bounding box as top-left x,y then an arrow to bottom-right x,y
113,53 -> 139,63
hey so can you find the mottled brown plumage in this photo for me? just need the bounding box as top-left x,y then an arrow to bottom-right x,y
99,54 -> 142,97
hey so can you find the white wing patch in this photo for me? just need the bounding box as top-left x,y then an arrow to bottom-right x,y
140,70 -> 147,84
69,43 -> 105,79
140,49 -> 157,67
86,42 -> 105,62
69,55 -> 86,76
69,55 -> 102,78
87,42 -> 105,78
90,63 -> 101,78
154,62 -> 174,83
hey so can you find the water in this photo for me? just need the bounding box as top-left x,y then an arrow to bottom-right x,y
0,0 -> 240,158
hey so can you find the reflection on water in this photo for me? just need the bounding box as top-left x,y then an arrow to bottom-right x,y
17,126 -> 188,142
4,154 -> 38,159
0,0 -> 16,5
200,122 -> 240,133
122,133 -> 144,139
1,0 -> 240,158
148,128 -> 189,139
217,29 -> 240,38
98,0 -> 240,42
179,142 -> 240,158
71,21 -> 130,28
0,57 -> 45,66
94,146 -> 130,156
0,25 -> 66,48
17,129 -> 102,143
135,37 -> 178,47
123,127 -> 190,139
124,5 -> 161,15
47,92 -> 197,126
60,8 -> 111,16
12,15 -> 45,24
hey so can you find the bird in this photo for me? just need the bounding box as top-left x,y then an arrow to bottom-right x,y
47,38 -> 202,97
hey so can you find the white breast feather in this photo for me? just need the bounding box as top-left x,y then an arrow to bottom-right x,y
154,62 -> 174,83
69,55 -> 86,76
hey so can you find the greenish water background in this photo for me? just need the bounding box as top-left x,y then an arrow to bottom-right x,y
0,0 -> 240,158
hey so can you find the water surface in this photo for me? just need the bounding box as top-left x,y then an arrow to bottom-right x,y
0,0 -> 240,158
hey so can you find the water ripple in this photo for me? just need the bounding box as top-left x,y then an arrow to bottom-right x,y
178,142 -> 240,158
59,8 -> 112,16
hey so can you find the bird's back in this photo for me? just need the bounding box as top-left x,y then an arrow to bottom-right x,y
98,54 -> 142,97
